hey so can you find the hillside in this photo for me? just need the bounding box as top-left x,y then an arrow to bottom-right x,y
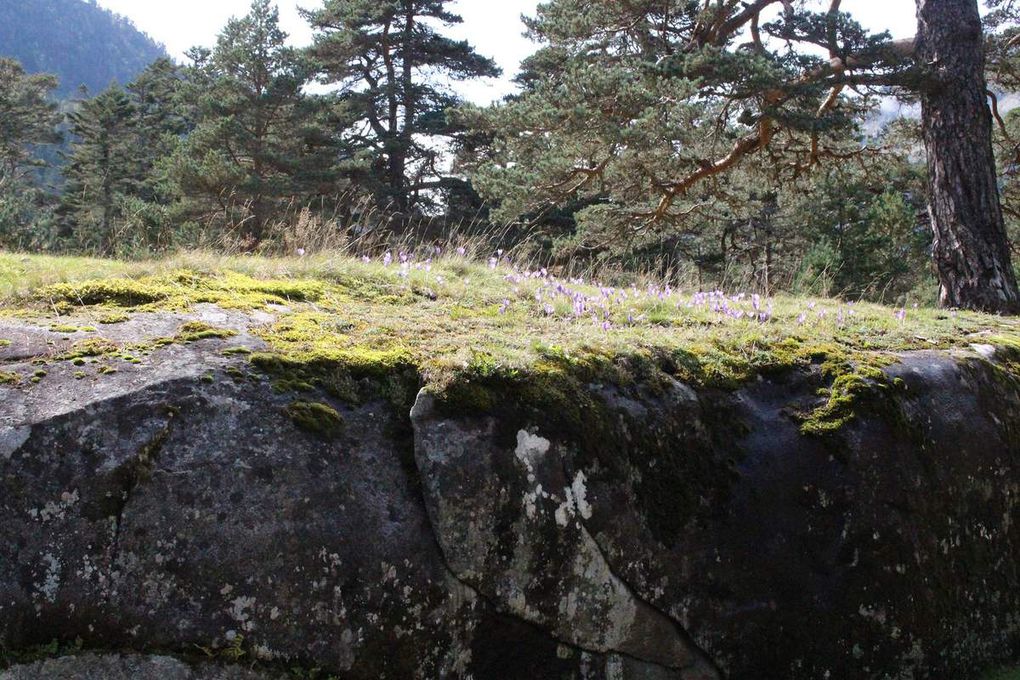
0,0 -> 165,96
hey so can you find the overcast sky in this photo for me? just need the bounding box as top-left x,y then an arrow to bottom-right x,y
95,0 -> 920,105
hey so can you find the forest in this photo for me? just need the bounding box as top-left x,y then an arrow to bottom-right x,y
3,0 -> 1020,313
0,0 -> 166,96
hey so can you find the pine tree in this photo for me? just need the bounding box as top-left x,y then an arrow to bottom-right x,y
169,0 -> 319,246
0,58 -> 61,248
0,59 -> 61,181
123,58 -> 195,250
303,0 -> 500,218
60,85 -> 140,254
465,0 -> 1019,313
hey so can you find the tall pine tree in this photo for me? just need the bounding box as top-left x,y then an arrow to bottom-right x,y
465,0 -> 1019,313
61,85 -> 140,254
303,0 -> 500,219
168,0 -> 319,246
0,58 -> 61,248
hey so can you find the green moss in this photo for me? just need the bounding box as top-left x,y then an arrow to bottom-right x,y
0,339 -> 10,348
174,321 -> 238,342
97,311 -> 130,324
73,371 -> 87,380
0,371 -> 20,385
36,270 -> 325,316
225,365 -> 247,381
98,365 -> 117,376
8,252 -> 1020,446
41,278 -> 170,310
285,401 -> 344,438
797,360 -> 896,436
983,668 -> 1020,680
49,324 -> 96,334
60,338 -> 119,361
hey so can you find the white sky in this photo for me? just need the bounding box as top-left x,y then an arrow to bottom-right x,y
95,0 -> 920,105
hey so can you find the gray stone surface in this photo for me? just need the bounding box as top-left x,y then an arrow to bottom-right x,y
0,312 -> 1017,679
0,653 -> 284,679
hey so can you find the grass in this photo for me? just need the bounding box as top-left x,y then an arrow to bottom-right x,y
985,668 -> 1020,680
3,249 -> 1019,432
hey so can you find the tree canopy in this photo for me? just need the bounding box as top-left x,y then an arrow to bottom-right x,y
3,0 -> 1020,312
304,0 -> 501,216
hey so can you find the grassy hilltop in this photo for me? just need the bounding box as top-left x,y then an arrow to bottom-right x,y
4,248 -> 1020,436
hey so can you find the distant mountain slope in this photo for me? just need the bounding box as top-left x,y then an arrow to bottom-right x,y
0,0 -> 167,96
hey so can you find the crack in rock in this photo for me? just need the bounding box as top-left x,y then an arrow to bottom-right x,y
409,389 -> 721,679
106,410 -> 176,600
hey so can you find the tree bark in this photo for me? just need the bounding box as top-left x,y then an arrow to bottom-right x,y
916,0 -> 1020,313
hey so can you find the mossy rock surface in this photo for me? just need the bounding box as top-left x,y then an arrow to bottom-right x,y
0,253 -> 1018,679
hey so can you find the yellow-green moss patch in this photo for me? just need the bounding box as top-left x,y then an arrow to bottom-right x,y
97,311 -> 131,324
49,324 -> 96,334
285,401 -> 344,438
174,321 -> 238,343
60,338 -> 120,361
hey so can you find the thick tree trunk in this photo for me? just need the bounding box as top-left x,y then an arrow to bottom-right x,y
916,0 -> 1020,313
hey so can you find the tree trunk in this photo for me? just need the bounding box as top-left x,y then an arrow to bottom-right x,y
916,0 -> 1020,313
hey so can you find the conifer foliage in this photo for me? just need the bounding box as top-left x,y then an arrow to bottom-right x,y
0,59 -> 61,249
168,0 -> 321,246
2,0 -> 1020,313
304,0 -> 501,216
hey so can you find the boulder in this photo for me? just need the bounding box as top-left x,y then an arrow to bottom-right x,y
0,312 -> 1017,678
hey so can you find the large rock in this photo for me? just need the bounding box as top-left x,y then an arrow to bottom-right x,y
0,311 -> 1017,678
0,654 -> 284,679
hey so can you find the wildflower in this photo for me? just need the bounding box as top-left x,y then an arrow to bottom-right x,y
797,313 -> 807,325
296,248 -> 306,257
896,308 -> 907,322
499,299 -> 511,314
361,255 -> 370,264
602,320 -> 612,331
488,257 -> 498,269
457,247 -> 466,257
543,304 -> 555,316
383,251 -> 392,266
